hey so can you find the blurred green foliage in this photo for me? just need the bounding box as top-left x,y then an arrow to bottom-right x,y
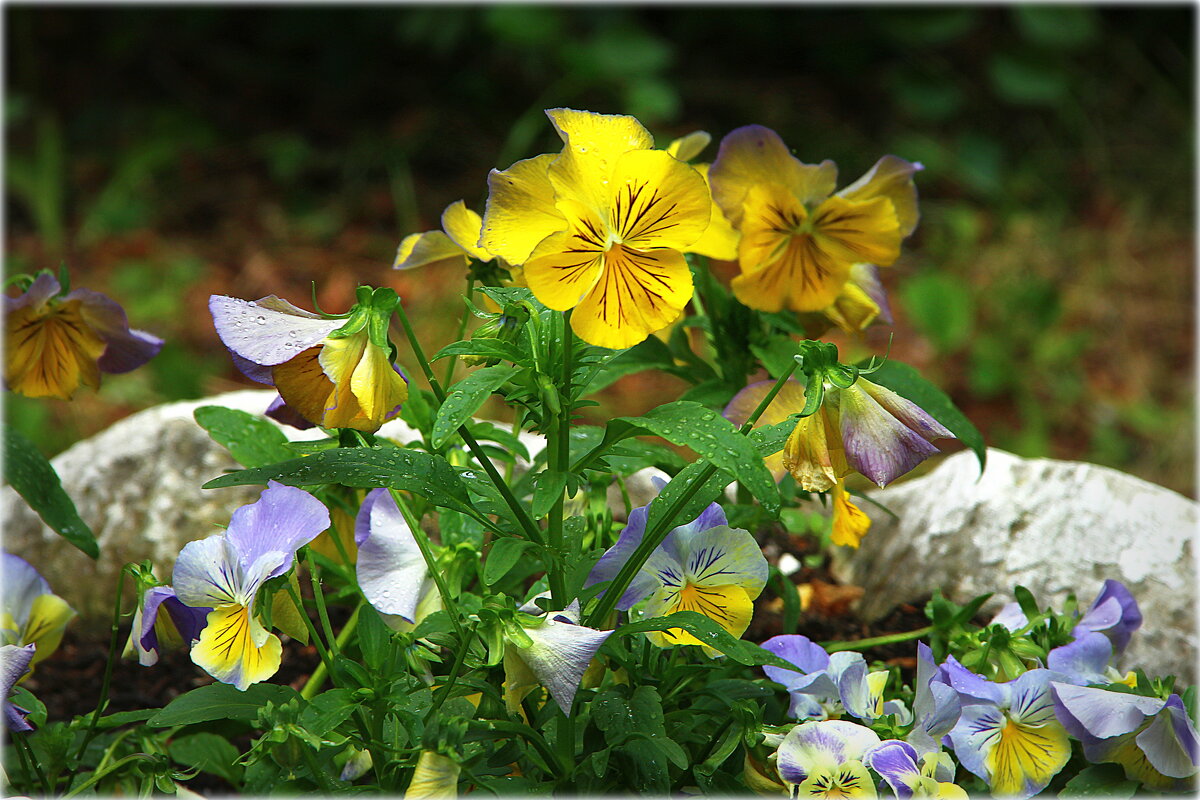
3,6 -> 1193,493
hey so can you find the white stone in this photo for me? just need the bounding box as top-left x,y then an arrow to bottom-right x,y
832,448 -> 1198,683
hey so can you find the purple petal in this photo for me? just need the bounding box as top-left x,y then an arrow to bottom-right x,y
761,634 -> 830,687
5,273 -> 61,313
226,481 -> 330,579
989,602 -> 1029,632
838,383 -> 943,487
134,586 -> 209,666
859,379 -> 955,443
948,704 -> 1005,783
70,288 -> 163,373
209,294 -> 339,367
1075,580 -> 1142,653
1,644 -> 36,731
1137,696 -> 1200,779
516,617 -> 614,715
355,489 -> 427,621
909,642 -> 962,754
936,654 -> 1003,705
1050,682 -> 1162,740
1046,631 -> 1113,686
265,394 -> 316,429
232,352 -> 275,385
865,739 -> 921,799
1,553 -> 51,629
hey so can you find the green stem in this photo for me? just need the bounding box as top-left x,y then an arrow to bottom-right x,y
428,626 -> 476,717
76,569 -> 127,762
61,753 -> 157,799
302,603 -> 362,700
394,302 -> 545,547
441,278 -> 475,388
584,361 -> 799,628
13,732 -> 50,795
285,578 -> 336,678
300,740 -> 341,794
385,488 -> 465,640
307,551 -> 339,658
821,626 -> 934,654
545,312 -> 572,607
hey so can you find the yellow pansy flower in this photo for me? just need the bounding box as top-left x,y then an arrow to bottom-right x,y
480,108 -> 717,349
708,126 -> 920,314
394,201 -> 496,271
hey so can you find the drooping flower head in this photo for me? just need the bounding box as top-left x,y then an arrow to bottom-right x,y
585,486 -> 767,651
1,552 -> 75,672
1051,682 -> 1199,791
125,584 -> 210,667
761,634 -> 894,723
173,481 -> 330,690
210,286 -> 408,432
938,657 -> 1071,799
5,271 -> 162,399
708,126 -> 920,315
480,108 -> 720,349
775,719 -> 882,798
355,488 -> 440,630
503,599 -> 614,716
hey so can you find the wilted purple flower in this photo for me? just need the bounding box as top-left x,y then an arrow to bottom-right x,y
1051,682 -> 1199,791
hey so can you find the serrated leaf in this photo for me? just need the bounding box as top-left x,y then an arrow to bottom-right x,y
193,405 -> 293,468
431,364 -> 518,449
857,359 -> 986,474
299,688 -> 359,736
2,427 -> 98,558
148,683 -> 300,727
613,611 -> 804,673
1058,763 -> 1138,798
483,537 -> 538,586
203,447 -> 474,515
168,732 -> 243,784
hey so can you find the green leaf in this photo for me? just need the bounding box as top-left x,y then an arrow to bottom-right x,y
856,359 -> 986,474
613,611 -> 804,673
484,537 -> 539,586
749,418 -> 796,457
356,606 -> 390,671
168,732 -> 243,784
299,688 -> 359,736
2,426 -> 98,559
582,336 -> 675,395
193,405 -> 293,468
432,364 -> 519,449
602,402 -> 779,515
530,470 -> 569,518
148,682 -> 300,727
899,273 -> 975,352
643,461 -> 732,541
203,447 -> 474,515
1058,763 -> 1138,798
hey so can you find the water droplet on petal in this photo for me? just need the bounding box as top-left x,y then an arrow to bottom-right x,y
255,316 -> 267,325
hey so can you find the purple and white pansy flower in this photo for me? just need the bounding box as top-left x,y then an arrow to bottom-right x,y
775,719 -> 882,798
865,739 -> 966,799
1,643 -> 37,731
504,599 -> 614,716
761,634 -> 897,723
1051,682 -> 1199,791
173,481 -> 330,690
1,553 -> 75,671
354,488 -> 439,629
127,585 -> 210,667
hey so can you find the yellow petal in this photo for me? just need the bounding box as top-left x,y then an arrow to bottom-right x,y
440,201 -> 493,262
190,604 -> 282,691
523,229 -> 606,312
570,245 -> 694,350
480,153 -> 563,265
273,346 -> 336,427
546,108 -> 655,212
837,156 -> 922,238
22,593 -> 75,668
648,582 -> 753,648
319,333 -> 372,430
350,338 -> 408,428
985,719 -> 1071,798
831,482 -> 871,548
685,164 -> 740,261
393,231 -> 470,271
732,184 -> 851,312
709,125 -> 837,228
607,149 -> 712,251
666,130 -> 711,162
811,195 -> 903,268
783,407 -> 849,492
5,300 -> 105,399
824,281 -> 881,334
404,750 -> 461,799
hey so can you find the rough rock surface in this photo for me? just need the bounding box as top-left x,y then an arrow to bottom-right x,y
833,448 -> 1198,683
1,390 -> 541,619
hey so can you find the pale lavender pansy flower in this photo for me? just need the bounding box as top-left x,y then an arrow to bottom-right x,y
1072,579 -> 1141,654
1,643 -> 37,731
775,719 -> 881,798
865,740 -> 965,799
355,488 -> 438,628
1,553 -> 75,670
939,659 -> 1070,799
1051,682 -> 1199,790
837,378 -> 955,488
173,481 -> 330,690
761,634 -> 893,723
504,599 -> 613,716
907,643 -> 961,757
127,585 -> 210,667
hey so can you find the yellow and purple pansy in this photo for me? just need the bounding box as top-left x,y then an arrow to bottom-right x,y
210,289 -> 408,432
707,125 -> 920,316
760,634 -> 896,723
1,643 -> 37,731
1,552 -> 75,672
5,271 -> 162,400
865,740 -> 967,799
126,585 -> 210,667
586,486 -> 767,651
172,481 -> 330,690
480,108 -> 719,349
775,719 -> 883,798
